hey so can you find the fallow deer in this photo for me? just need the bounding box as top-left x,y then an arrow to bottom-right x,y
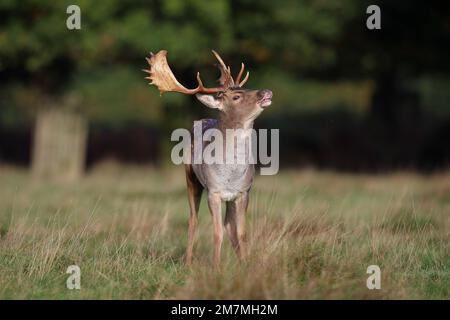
143,50 -> 273,266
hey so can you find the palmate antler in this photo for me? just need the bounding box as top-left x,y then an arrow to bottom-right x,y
143,50 -> 249,95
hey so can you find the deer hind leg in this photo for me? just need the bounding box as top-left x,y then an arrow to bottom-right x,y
225,191 -> 249,260
207,192 -> 223,268
185,164 -> 203,266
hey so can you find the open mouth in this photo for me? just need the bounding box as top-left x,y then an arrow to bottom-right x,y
259,98 -> 272,108
259,91 -> 273,108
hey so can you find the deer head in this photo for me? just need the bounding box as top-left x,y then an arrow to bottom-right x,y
143,50 -> 272,127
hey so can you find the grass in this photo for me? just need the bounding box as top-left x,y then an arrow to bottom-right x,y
0,163 -> 448,299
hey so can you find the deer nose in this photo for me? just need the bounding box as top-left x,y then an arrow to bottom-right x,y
258,89 -> 273,100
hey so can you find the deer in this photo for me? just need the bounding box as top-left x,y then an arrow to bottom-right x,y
143,50 -> 273,267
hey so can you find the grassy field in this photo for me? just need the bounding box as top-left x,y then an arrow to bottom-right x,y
0,164 -> 448,299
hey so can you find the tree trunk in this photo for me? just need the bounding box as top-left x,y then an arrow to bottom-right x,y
32,109 -> 87,182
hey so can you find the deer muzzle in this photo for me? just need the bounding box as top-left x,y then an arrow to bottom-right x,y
257,89 -> 273,108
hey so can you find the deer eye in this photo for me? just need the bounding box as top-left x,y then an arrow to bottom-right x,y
232,95 -> 241,101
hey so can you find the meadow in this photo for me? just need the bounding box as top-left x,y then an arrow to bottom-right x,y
0,164 -> 448,299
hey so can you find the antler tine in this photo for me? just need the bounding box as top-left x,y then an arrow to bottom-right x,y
211,50 -> 228,71
212,50 -> 234,87
194,72 -> 225,94
196,72 -> 204,87
239,71 -> 250,87
226,66 -> 234,87
235,63 -> 245,85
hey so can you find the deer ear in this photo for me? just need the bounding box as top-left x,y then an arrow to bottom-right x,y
195,94 -> 223,110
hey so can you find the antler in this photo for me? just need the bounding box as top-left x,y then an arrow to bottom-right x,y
211,50 -> 235,88
235,62 -> 249,87
143,50 -> 250,96
211,50 -> 249,87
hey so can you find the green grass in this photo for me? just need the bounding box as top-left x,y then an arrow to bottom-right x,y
0,164 -> 448,299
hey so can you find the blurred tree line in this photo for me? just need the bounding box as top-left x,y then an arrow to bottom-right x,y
0,0 -> 449,178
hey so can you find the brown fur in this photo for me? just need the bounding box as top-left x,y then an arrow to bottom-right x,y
185,87 -> 272,267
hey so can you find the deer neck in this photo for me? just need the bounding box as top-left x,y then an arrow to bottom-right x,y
218,113 -> 254,136
216,114 -> 254,166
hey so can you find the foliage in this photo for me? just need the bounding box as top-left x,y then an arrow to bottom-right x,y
0,0 -> 449,159
0,0 -> 360,124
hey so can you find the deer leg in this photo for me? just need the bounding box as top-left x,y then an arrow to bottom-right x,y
224,201 -> 240,256
207,192 -> 223,268
185,165 -> 203,265
234,191 -> 249,259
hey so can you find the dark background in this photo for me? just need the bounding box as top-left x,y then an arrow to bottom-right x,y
1,0 -> 449,172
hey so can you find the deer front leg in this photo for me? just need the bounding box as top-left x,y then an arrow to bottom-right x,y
225,192 -> 249,260
207,192 -> 223,268
225,201 -> 240,259
233,191 -> 249,260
